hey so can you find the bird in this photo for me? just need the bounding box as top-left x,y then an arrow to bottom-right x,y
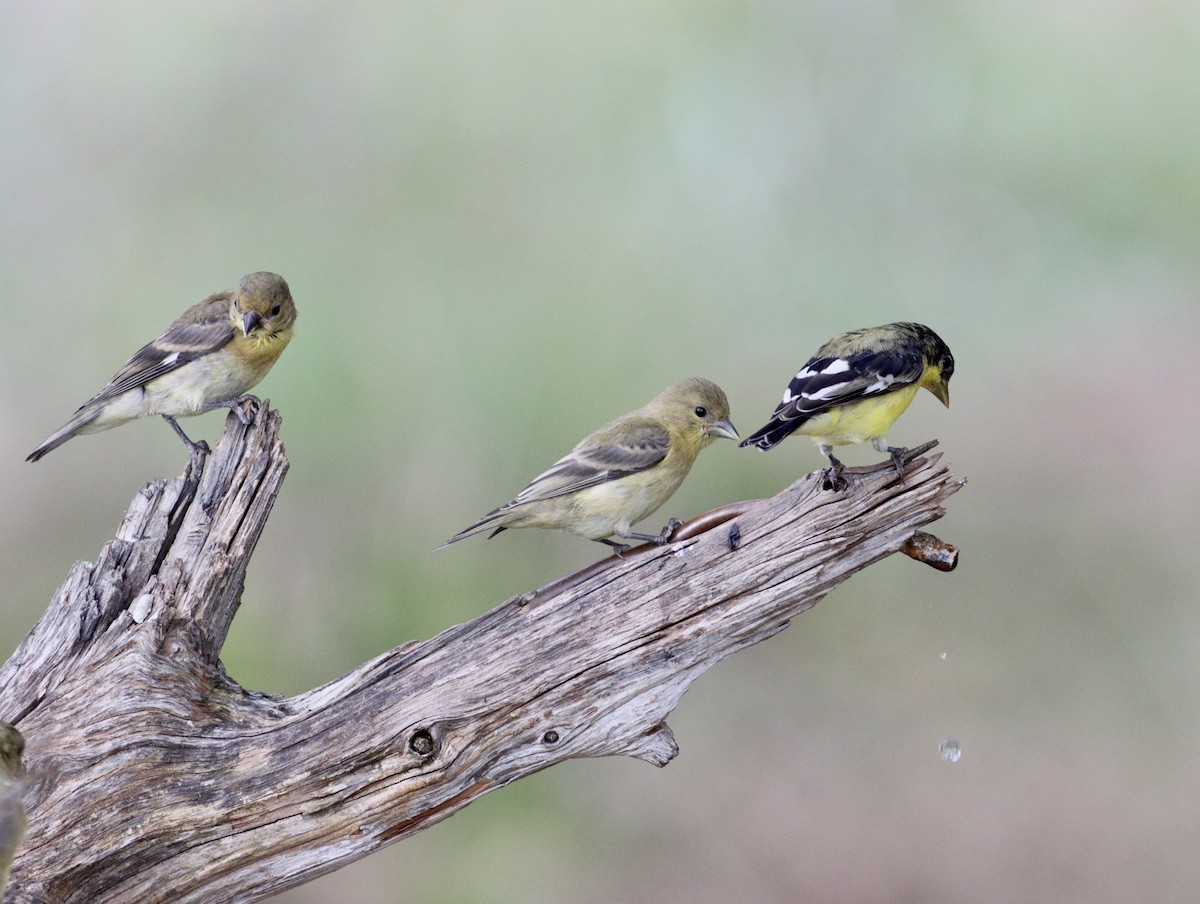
739,322 -> 953,490
442,377 -> 738,552
27,272 -> 297,467
0,723 -> 25,897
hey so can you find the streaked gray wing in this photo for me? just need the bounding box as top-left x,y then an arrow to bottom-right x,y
88,311 -> 235,405
508,420 -> 670,506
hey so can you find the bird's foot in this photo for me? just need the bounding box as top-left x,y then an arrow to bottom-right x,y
821,455 -> 848,492
886,445 -> 909,484
653,518 -> 685,545
183,443 -> 209,484
229,395 -> 263,426
881,440 -> 940,484
598,537 -> 632,558
165,415 -> 210,462
199,395 -> 262,426
600,518 -> 685,558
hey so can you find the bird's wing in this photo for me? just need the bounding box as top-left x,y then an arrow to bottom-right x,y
766,341 -> 925,425
86,296 -> 235,405
506,419 -> 671,507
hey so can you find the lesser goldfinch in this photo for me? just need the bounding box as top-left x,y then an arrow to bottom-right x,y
739,322 -> 953,489
0,723 -> 25,897
442,377 -> 738,551
27,271 -> 297,464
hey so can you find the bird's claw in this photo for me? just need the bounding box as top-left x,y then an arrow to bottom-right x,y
653,517 -> 685,545
600,519 -> 683,556
887,445 -> 909,485
821,457 -> 848,492
599,538 -> 632,558
183,442 -> 210,483
165,414 -> 211,467
231,395 -> 261,426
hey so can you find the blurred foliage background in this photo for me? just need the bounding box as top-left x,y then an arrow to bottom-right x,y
4,1 -> 1200,901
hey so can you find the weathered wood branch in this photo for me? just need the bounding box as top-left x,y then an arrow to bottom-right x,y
0,407 -> 964,903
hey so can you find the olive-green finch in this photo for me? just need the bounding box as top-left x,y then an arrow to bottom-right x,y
443,377 -> 738,552
28,271 -> 297,464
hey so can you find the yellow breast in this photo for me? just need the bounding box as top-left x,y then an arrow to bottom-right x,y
796,383 -> 920,447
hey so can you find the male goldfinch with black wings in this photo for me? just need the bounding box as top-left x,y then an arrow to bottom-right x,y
740,322 -> 953,489
442,377 -> 738,552
27,272 -> 297,466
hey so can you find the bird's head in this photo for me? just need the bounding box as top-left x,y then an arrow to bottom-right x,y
913,324 -> 954,407
233,272 -> 297,338
650,377 -> 739,446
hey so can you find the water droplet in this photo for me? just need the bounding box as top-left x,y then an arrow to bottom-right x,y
938,738 -> 961,762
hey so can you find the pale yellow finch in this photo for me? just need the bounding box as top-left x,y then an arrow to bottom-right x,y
28,271 -> 297,463
443,377 -> 738,552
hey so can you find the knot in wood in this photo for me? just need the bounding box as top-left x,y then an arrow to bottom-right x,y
408,729 -> 436,757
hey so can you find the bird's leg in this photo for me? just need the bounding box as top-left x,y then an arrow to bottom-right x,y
652,517 -> 685,544
887,446 -> 909,483
164,415 -> 210,458
183,447 -> 206,484
200,394 -> 262,426
164,415 -> 209,482
600,517 -> 686,558
819,445 -> 848,492
872,438 -> 909,484
618,518 -> 684,547
598,537 -> 632,557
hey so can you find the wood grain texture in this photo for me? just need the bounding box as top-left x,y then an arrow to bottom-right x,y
0,407 -> 963,903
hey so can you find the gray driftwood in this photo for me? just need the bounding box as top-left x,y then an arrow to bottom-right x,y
0,406 -> 964,903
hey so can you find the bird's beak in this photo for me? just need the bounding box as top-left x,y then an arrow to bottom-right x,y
242,310 -> 262,336
931,380 -> 950,408
709,417 -> 739,441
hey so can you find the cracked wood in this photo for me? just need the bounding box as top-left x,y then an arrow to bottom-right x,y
0,407 -> 963,903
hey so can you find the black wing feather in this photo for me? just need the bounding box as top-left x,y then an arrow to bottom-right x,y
742,335 -> 924,450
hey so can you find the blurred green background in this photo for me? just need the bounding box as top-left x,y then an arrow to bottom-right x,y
4,1 -> 1199,901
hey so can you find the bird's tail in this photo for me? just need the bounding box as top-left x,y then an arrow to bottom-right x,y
738,418 -> 795,452
437,512 -> 508,549
26,406 -> 101,462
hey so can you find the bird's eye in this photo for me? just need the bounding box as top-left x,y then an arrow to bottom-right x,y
693,406 -> 708,418
270,304 -> 282,316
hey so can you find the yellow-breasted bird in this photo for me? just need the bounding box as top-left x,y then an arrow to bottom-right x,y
442,377 -> 738,552
0,722 -> 25,897
27,272 -> 297,465
739,322 -> 953,489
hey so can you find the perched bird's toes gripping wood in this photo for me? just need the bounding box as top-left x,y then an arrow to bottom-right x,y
654,517 -> 686,544
896,439 -> 938,474
0,409 -> 963,903
887,445 -> 909,483
821,463 -> 847,492
231,394 -> 263,426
